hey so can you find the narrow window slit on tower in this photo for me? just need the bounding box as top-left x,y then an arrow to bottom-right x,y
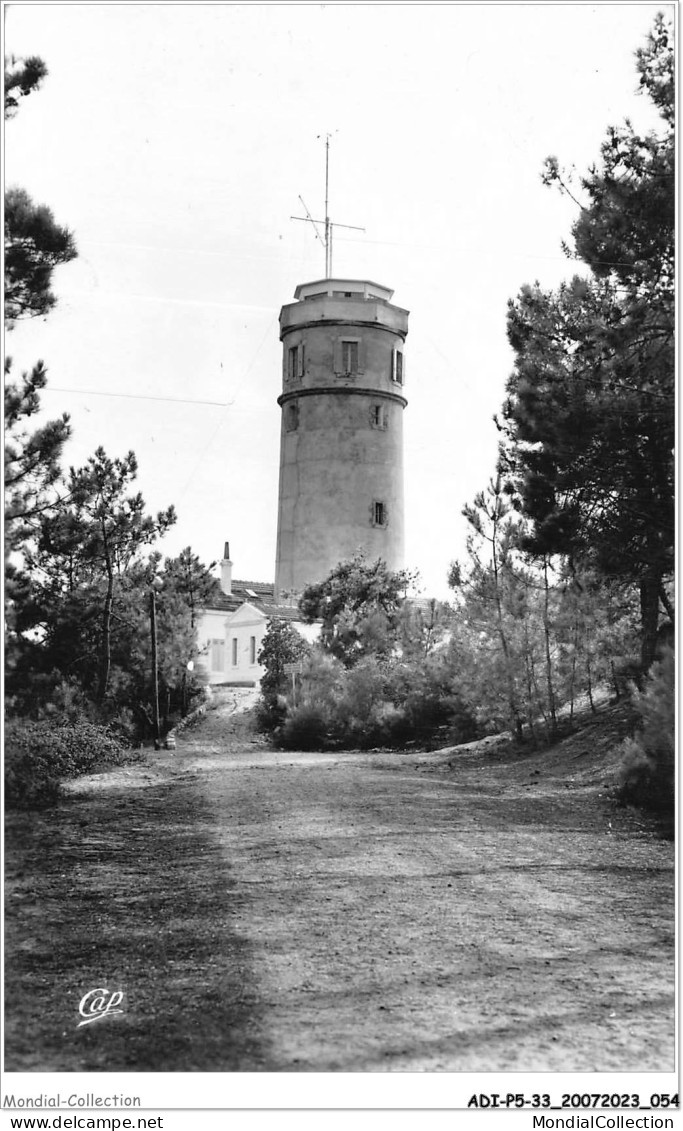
286,403 -> 299,431
342,340 -> 359,374
374,501 -> 387,526
391,348 -> 404,385
371,404 -> 387,430
288,344 -> 304,380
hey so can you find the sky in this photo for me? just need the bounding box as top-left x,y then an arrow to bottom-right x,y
4,1 -> 670,598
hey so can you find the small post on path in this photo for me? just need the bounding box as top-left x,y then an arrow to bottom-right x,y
283,661 -> 304,707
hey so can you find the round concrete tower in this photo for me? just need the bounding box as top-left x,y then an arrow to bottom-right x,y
274,278 -> 409,600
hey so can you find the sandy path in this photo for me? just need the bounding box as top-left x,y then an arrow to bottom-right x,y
5,692 -> 674,1073
171,697 -> 674,1072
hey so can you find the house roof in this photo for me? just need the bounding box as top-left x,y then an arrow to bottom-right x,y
203,579 -> 302,621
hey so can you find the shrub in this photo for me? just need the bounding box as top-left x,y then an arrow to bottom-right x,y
335,657 -> 393,747
257,619 -> 311,733
273,648 -> 479,752
256,692 -> 287,734
4,718 -> 132,810
278,703 -> 329,751
611,657 -> 646,699
277,652 -> 345,747
4,672 -> 95,723
616,646 -> 674,813
386,656 -> 479,748
277,652 -> 390,750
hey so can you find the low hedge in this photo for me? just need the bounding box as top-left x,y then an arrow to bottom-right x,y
615,647 -> 674,814
5,719 -> 133,810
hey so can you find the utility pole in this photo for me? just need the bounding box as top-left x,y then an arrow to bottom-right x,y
150,577 -> 163,749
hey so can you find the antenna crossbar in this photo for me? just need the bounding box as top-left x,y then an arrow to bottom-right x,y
291,135 -> 365,277
291,217 -> 364,233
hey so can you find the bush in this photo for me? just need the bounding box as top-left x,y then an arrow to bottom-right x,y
257,619 -> 311,733
277,652 -> 344,748
616,647 -> 674,813
4,718 -> 132,809
335,657 -> 394,747
273,648 -> 480,752
256,692 -> 287,734
386,656 -> 479,748
278,703 -> 330,751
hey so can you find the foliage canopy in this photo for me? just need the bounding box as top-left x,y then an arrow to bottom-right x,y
499,15 -> 674,666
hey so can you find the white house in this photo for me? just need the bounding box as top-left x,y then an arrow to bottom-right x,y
195,544 -> 315,686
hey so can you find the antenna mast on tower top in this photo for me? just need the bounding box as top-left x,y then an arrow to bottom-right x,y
324,133 -> 330,277
291,134 -> 365,277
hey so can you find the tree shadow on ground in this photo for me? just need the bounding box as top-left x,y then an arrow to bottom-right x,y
5,778 -> 268,1071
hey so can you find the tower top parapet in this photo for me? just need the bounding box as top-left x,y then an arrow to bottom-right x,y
293,279 -> 394,303
281,278 -> 409,341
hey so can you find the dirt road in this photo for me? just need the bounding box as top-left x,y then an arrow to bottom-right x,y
4,692 -> 675,1072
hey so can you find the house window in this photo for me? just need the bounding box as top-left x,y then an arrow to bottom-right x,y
391,348 -> 404,385
210,639 -> 225,671
250,636 -> 256,665
232,638 -> 238,666
342,340 -> 359,374
373,501 -> 387,527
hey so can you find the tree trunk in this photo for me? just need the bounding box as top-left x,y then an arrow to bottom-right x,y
659,585 -> 675,625
150,589 -> 161,748
491,519 -> 524,742
96,526 -> 114,705
586,655 -> 596,713
522,621 -> 536,744
529,655 -> 549,736
568,651 -> 576,725
640,568 -> 661,669
542,558 -> 557,736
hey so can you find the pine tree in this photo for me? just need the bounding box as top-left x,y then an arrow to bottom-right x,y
13,449 -> 177,709
5,186 -> 77,324
4,358 -> 71,555
4,54 -> 48,119
4,54 -> 75,553
454,477 -> 526,739
298,552 -> 416,667
499,17 -> 674,667
163,547 -> 217,628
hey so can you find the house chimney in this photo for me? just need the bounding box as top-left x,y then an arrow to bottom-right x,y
220,542 -> 232,596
